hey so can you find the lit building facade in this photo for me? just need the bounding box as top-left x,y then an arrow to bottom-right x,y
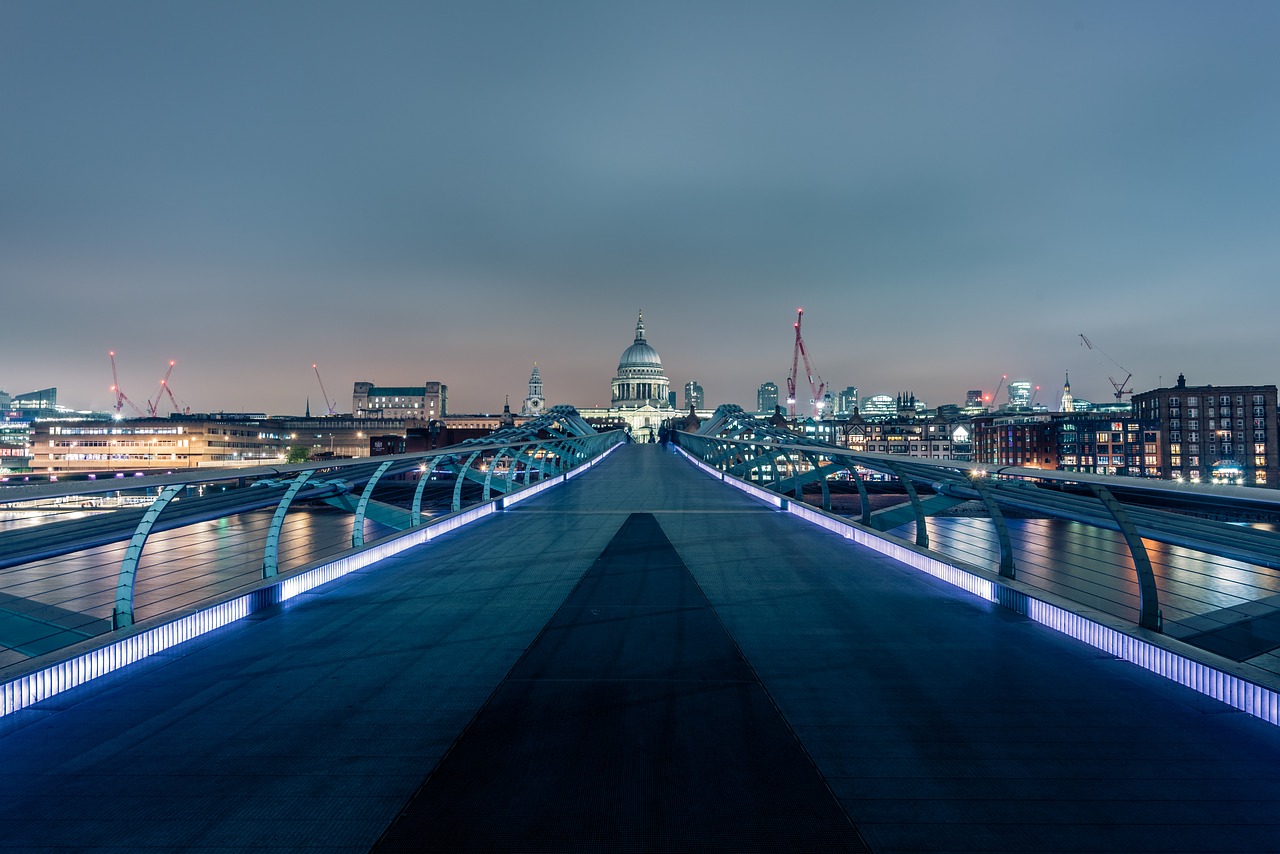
1131,375 -> 1278,486
0,419 -> 31,470
353,382 -> 447,419
843,418 -> 956,459
859,394 -> 897,420
31,418 -> 289,473
1007,380 -> 1033,409
971,412 -> 1162,477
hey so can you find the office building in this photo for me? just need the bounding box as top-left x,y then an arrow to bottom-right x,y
684,381 -> 704,410
836,386 -> 859,415
757,382 -> 779,415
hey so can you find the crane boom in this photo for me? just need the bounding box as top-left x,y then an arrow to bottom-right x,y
1079,333 -> 1134,401
786,310 -> 802,416
148,361 -> 177,417
989,374 -> 1007,408
108,351 -> 145,418
313,363 -> 337,416
786,308 -> 826,419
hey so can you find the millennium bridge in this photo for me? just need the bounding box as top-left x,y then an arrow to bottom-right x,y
3,405 -> 1280,851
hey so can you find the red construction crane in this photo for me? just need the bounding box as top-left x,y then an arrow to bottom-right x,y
313,363 -> 337,416
108,351 -> 145,418
147,361 -> 177,417
785,308 -> 826,418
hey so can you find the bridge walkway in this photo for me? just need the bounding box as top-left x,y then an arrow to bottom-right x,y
2,444 -> 1280,852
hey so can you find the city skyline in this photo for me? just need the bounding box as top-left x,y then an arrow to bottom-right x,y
4,3 -> 1279,414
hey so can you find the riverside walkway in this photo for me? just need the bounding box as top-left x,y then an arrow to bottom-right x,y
3,443 -> 1280,852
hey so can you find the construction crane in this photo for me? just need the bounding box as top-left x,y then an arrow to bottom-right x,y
785,308 -> 826,418
147,361 -> 177,417
108,351 -> 145,418
1079,333 -> 1134,402
984,375 -> 1008,408
148,360 -> 190,416
313,363 -> 337,416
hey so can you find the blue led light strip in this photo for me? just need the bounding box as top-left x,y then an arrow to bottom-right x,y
1,441 -> 621,719
674,446 -> 1280,727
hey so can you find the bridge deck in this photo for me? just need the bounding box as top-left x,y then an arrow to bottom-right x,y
3,444 -> 1280,852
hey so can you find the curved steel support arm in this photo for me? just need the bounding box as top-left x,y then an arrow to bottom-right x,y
452,451 -> 482,512
807,453 -> 832,512
848,464 -> 872,526
263,471 -> 315,579
507,444 -> 534,488
113,483 -> 185,630
972,479 -> 1016,578
411,455 -> 441,526
352,459 -> 395,547
886,462 -> 929,548
1089,484 -> 1162,632
484,448 -> 511,500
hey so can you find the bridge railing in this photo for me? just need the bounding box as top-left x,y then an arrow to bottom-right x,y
673,428 -> 1280,636
0,428 -> 625,676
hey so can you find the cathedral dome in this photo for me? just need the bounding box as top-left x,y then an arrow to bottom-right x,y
617,313 -> 662,372
611,311 -> 672,410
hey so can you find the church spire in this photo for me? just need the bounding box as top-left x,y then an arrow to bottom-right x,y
634,310 -> 646,344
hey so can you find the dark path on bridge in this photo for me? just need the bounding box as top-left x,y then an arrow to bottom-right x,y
2,444 -> 1280,852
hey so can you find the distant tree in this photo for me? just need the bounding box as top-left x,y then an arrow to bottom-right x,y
286,446 -> 311,464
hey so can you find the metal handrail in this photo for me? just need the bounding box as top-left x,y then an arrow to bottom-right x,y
674,428 -> 1280,634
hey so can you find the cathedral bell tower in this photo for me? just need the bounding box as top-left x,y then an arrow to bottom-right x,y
521,364 -> 545,416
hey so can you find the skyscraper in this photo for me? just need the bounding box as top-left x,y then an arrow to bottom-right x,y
757,382 -> 779,414
836,386 -> 859,415
1008,380 -> 1033,409
684,381 -> 704,410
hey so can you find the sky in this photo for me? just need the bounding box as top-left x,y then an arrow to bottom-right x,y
3,1 -> 1278,416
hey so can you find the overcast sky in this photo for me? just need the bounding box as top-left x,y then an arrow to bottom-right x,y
3,1 -> 1278,415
